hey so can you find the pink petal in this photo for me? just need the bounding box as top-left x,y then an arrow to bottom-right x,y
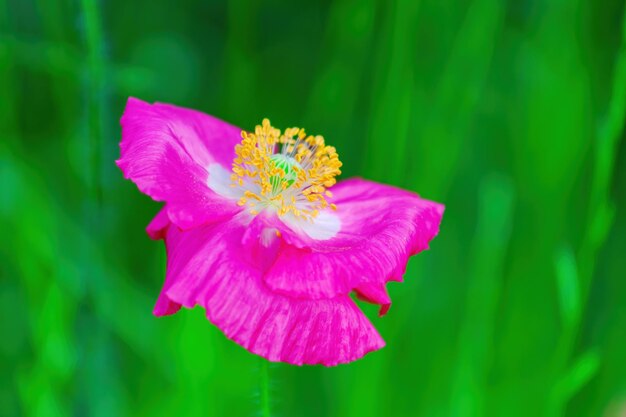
146,206 -> 171,240
264,178 -> 444,315
155,217 -> 385,366
117,97 -> 242,229
148,207 -> 182,316
355,282 -> 391,317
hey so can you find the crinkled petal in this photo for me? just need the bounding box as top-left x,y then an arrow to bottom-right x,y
146,206 -> 171,240
117,97 -> 242,229
147,207 -> 182,315
355,282 -> 391,317
264,178 -> 444,314
154,216 -> 385,366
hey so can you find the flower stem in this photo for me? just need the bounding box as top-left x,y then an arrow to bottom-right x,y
259,357 -> 271,417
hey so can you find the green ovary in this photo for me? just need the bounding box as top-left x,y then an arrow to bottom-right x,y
269,154 -> 299,192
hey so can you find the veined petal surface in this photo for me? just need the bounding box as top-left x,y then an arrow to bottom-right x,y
153,213 -> 385,366
264,178 -> 444,313
117,98 -> 243,229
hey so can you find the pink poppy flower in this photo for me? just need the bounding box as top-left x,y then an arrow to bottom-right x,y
117,97 -> 444,366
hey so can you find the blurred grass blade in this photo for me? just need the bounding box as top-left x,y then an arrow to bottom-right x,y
259,358 -> 271,417
450,173 -> 515,416
551,350 -> 601,414
579,0 -> 626,287
554,245 -> 580,330
412,0 -> 503,195
549,4 -> 626,416
362,0 -> 420,184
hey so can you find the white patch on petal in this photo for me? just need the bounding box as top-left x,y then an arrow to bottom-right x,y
281,210 -> 341,240
260,228 -> 278,247
207,163 -> 242,200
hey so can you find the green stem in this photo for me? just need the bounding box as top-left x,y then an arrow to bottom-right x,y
259,358 -> 271,417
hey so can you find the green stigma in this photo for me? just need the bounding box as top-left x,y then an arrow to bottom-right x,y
269,154 -> 299,192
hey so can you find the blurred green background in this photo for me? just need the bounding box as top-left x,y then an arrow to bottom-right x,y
1,0 -> 626,416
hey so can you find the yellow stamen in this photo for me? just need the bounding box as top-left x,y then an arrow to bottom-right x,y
231,119 -> 341,220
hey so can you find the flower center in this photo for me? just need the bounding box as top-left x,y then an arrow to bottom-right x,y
269,154 -> 299,192
230,119 -> 341,220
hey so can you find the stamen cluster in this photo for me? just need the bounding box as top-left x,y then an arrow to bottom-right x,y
230,119 -> 342,220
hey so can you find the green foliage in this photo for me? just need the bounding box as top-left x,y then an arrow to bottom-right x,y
1,0 -> 625,416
